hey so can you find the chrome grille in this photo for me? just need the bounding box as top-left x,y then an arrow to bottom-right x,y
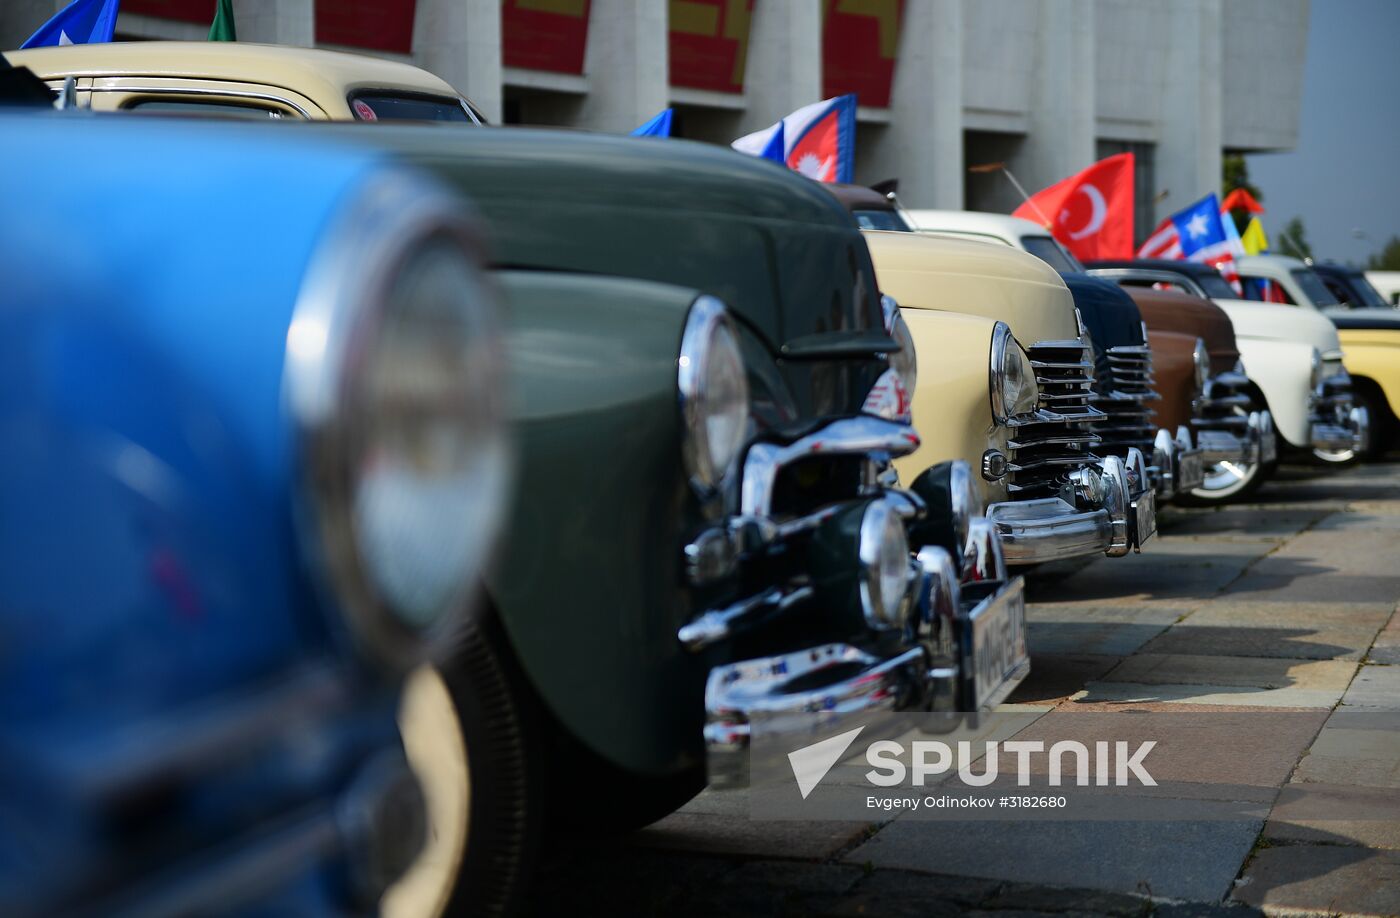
1192,370 -> 1254,437
1090,344 -> 1158,459
1009,340 -> 1103,500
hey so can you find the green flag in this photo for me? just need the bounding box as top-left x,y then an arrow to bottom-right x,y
209,0 -> 236,41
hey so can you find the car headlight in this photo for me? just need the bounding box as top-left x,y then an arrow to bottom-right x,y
859,499 -> 911,630
881,293 -> 918,400
990,322 -> 1039,421
1309,347 -> 1323,390
1192,337 -> 1210,392
286,170 -> 508,668
905,460 -> 983,568
679,295 -> 750,494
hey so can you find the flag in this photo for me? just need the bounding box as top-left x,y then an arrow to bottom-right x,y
630,107 -> 672,138
21,0 -> 120,48
1011,153 -> 1135,260
1138,192 -> 1241,290
209,0 -> 236,41
731,95 -> 857,184
1240,216 -> 1268,255
1220,188 -> 1264,214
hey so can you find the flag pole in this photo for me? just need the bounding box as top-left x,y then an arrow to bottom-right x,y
969,161 -> 1052,227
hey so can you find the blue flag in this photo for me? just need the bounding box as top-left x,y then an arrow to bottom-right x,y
630,108 -> 673,138
21,0 -> 120,49
758,121 -> 785,163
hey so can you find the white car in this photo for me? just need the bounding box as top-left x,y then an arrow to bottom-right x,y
1366,271 -> 1400,306
1087,258 -> 1367,469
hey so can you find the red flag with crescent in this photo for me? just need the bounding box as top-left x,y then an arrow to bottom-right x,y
1013,153 -> 1135,261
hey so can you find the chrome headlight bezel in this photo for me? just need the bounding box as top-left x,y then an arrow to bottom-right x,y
948,459 -> 984,552
285,170 -> 508,670
859,499 -> 912,630
989,322 -> 1040,422
678,295 -> 751,498
1192,337 -> 1210,392
1309,347 -> 1324,390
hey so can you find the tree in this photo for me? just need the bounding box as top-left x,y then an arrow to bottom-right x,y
1222,155 -> 1263,233
1367,236 -> 1400,271
1275,216 -> 1312,260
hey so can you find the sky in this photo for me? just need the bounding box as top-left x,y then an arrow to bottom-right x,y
1246,0 -> 1400,266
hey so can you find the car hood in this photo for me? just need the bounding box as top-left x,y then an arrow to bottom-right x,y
1326,308 -> 1400,331
1125,287 -> 1239,373
861,230 -> 1078,346
1212,299 -> 1342,352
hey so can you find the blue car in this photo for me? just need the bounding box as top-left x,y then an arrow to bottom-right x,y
0,113 -> 507,916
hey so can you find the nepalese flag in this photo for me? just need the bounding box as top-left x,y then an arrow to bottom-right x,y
731,95 -> 857,184
1137,192 -> 1242,290
630,108 -> 673,138
21,0 -> 120,48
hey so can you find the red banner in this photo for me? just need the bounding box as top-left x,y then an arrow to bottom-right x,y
316,0 -> 415,53
121,0 -> 209,24
502,0 -> 592,75
822,0 -> 904,108
668,0 -> 754,94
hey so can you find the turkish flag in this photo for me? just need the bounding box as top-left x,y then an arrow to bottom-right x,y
1013,153 -> 1135,261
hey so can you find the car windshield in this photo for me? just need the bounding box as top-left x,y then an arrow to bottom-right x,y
1192,270 -> 1239,300
1292,268 -> 1340,306
1021,236 -> 1082,273
350,93 -> 474,123
1346,273 -> 1392,309
852,209 -> 912,232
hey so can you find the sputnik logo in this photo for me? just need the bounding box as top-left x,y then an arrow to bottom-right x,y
788,727 -> 865,799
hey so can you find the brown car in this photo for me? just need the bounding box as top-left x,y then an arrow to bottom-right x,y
1124,287 -> 1277,503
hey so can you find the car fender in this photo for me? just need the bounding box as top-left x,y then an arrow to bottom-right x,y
488,270 -> 706,775
893,310 -> 1003,502
1231,336 -> 1317,447
1335,329 -> 1400,421
1146,328 -> 1199,433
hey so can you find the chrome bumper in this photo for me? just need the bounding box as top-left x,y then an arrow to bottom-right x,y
1151,427 -> 1205,499
987,449 -> 1155,564
1309,372 -> 1369,453
1195,409 -> 1277,466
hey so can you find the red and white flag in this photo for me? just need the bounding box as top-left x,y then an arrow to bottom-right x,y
732,95 -> 857,184
1013,153 -> 1136,261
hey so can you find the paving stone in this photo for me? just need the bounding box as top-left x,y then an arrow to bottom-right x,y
531,847 -> 738,915
846,817 -> 1263,902
1232,845 -> 1400,916
1103,654 -> 1357,692
1007,653 -> 1123,706
1218,567 -> 1400,604
1076,680 -> 1345,709
1340,664 -> 1400,712
1265,782 -> 1400,849
1367,612 -> 1400,665
1268,531 -> 1400,575
1028,618 -> 1181,657
634,810 -> 872,860
815,869 -> 1001,917
1158,506 -> 1332,541
1181,603 -> 1395,632
1028,560 -> 1253,607
1291,711 -> 1400,789
1141,614 -> 1385,662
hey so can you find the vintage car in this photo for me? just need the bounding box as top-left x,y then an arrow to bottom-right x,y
856,229 -> 1153,561
1088,258 -> 1369,467
0,114 -> 506,915
1122,287 -> 1278,502
905,208 -> 1083,274
6,41 -> 484,121
278,124 -> 1029,912
1367,270 -> 1400,306
1314,263 -> 1398,312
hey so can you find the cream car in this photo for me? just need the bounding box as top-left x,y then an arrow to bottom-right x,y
863,231 -> 1155,565
6,41 -> 484,122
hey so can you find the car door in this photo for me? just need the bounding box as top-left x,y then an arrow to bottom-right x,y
87,77 -> 327,120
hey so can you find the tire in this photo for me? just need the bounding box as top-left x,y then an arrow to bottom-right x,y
384,617 -> 544,918
547,736 -> 704,836
1179,457 -> 1276,506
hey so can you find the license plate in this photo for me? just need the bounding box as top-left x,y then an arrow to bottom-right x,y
1133,487 -> 1157,547
961,577 -> 1028,710
1177,450 -> 1206,491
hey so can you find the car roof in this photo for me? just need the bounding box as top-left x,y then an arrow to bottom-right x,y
826,183 -> 895,212
1237,253 -> 1307,273
903,209 -> 1051,240
1086,258 -> 1221,277
6,41 -> 463,104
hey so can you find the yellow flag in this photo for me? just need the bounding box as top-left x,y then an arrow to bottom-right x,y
1241,217 -> 1268,255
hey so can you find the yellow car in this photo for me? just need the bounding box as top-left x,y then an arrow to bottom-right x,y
863,230 -> 1155,564
6,41 -> 484,122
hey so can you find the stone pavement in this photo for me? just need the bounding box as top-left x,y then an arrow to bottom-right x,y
534,461 -> 1400,917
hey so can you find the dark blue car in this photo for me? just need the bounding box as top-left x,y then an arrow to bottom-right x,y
0,112 -> 507,916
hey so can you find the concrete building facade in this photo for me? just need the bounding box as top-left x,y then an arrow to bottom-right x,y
0,0 -> 1308,239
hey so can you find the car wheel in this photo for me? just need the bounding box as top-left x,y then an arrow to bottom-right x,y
548,736 -> 704,836
1180,456 -> 1275,505
384,618 -> 544,918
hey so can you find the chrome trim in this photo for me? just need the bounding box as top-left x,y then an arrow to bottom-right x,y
677,583 -> 815,650
284,169 -> 500,670
949,459 -> 982,549
987,498 -> 1115,564
962,518 -> 1008,583
990,321 -> 1038,422
89,84 -> 316,118
677,295 -> 750,497
739,416 -> 920,518
859,500 -> 911,630
914,546 -> 960,654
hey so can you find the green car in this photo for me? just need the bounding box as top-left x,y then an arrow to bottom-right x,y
325,124 -> 1029,912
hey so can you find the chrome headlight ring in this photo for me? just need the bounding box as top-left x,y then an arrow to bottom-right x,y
285,169 -> 509,670
678,295 -> 751,498
990,322 -> 1039,422
1192,337 -> 1210,393
859,499 -> 912,631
